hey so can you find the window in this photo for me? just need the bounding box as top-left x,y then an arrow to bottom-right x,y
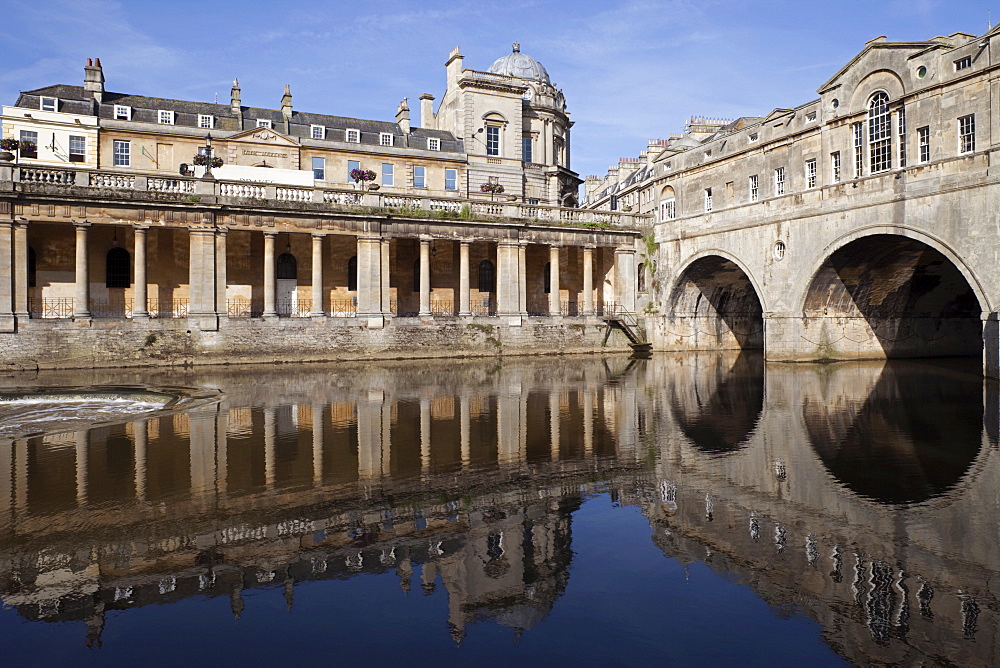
774,167 -> 785,195
478,260 -> 495,292
347,160 -> 360,183
704,187 -> 713,212
312,157 -> 325,181
256,119 -> 272,128
379,132 -> 393,147
198,114 -> 214,129
311,125 -> 325,140
749,174 -> 758,202
918,126 -> 930,162
660,198 -> 675,221
69,135 -> 86,163
831,151 -> 841,183
40,97 -> 57,112
486,126 -> 500,156
113,140 -> 130,167
852,121 -> 864,177
427,137 -> 440,151
348,256 -> 358,291
346,129 -> 360,143
19,131 -> 37,158
413,165 -> 425,188
105,247 -> 130,288
805,159 -> 817,188
959,114 -> 976,153
868,92 -> 891,173
954,56 -> 972,71
113,105 -> 131,120
158,110 -> 174,125
276,253 -> 296,280
445,168 -> 457,190
382,163 -> 394,186
898,107 -> 907,168
522,136 -> 533,163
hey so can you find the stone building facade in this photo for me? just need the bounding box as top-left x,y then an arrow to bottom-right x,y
583,27 -> 1000,376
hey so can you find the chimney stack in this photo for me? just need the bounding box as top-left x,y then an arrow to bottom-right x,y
419,93 -> 435,129
445,46 -> 464,86
281,84 -> 293,133
396,98 -> 411,134
230,78 -> 242,116
83,57 -> 105,105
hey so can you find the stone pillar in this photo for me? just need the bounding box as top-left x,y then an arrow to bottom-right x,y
188,225 -> 219,330
614,247 -> 637,313
582,246 -> 595,316
548,245 -> 560,316
134,419 -> 147,501
75,430 -> 89,506
357,233 -> 384,328
312,402 -> 324,485
262,232 -> 277,319
13,221 -> 28,320
497,240 -> 520,323
0,222 -> 14,332
189,408 -> 217,507
459,240 -> 472,316
215,228 -> 227,321
380,238 -> 391,316
518,242 -> 528,316
73,220 -> 91,319
310,234 -> 325,317
418,236 -> 431,317
132,225 -> 149,319
358,391 -> 385,480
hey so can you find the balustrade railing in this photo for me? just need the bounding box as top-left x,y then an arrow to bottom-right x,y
89,172 -> 135,189
148,177 -> 194,193
20,168 -> 75,185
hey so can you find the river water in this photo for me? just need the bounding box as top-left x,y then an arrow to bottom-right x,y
0,353 -> 994,666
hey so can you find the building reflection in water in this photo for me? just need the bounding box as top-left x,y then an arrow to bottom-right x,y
0,354 -> 996,664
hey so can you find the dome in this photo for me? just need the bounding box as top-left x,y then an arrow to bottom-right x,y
488,43 -> 550,84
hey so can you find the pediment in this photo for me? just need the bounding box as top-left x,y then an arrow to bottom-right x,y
817,40 -> 937,95
227,126 -> 300,147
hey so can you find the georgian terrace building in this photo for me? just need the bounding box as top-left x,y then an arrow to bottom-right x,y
583,28 -> 1000,377
0,48 -> 642,369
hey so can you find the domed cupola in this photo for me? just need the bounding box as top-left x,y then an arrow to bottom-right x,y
488,42 -> 551,84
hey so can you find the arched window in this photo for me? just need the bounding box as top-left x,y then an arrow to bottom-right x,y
347,256 -> 358,291
478,260 -> 495,292
638,262 -> 646,292
105,247 -> 130,288
543,262 -> 551,294
660,185 -> 676,220
28,247 -> 36,288
276,253 -> 297,279
868,92 -> 892,173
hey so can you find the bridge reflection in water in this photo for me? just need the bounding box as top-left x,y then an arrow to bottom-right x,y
0,355 -> 995,664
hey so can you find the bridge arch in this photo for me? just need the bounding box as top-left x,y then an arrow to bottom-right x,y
795,227 -> 987,359
667,250 -> 765,351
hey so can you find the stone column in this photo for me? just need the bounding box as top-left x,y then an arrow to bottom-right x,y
310,234 -> 325,317
496,240 -> 520,322
215,228 -> 227,321
262,232 -> 277,319
614,247 -> 637,313
582,246 -> 595,316
312,403 -> 324,485
73,220 -> 91,319
418,236 -> 431,317
518,242 -> 528,316
75,430 -> 89,506
548,245 -> 560,316
357,233 -> 384,328
132,225 -> 149,319
188,225 -> 219,330
13,221 -> 28,320
380,238 -> 391,316
189,408 -> 217,507
459,240 -> 472,316
134,419 -> 147,501
0,222 -> 14,332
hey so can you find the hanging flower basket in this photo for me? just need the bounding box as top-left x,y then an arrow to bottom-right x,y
0,138 -> 35,152
480,182 -> 505,194
350,168 -> 377,183
192,154 -> 224,168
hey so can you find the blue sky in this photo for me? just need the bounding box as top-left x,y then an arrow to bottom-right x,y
1,0 -> 996,180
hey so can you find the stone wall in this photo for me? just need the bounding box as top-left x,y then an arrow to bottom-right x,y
0,317 -> 634,370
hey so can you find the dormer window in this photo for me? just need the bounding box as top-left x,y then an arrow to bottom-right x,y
427,137 -> 440,151
954,56 -> 972,71
311,125 -> 325,139
346,128 -> 360,143
379,132 -> 394,147
39,97 -> 57,112
198,114 -> 214,129
256,119 -> 272,128
158,110 -> 174,125
113,105 -> 131,120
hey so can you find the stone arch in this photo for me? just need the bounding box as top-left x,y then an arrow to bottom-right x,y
797,228 -> 986,359
667,250 -> 766,351
848,69 -> 905,113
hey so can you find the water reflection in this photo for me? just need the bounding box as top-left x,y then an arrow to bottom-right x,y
0,355 -> 997,665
